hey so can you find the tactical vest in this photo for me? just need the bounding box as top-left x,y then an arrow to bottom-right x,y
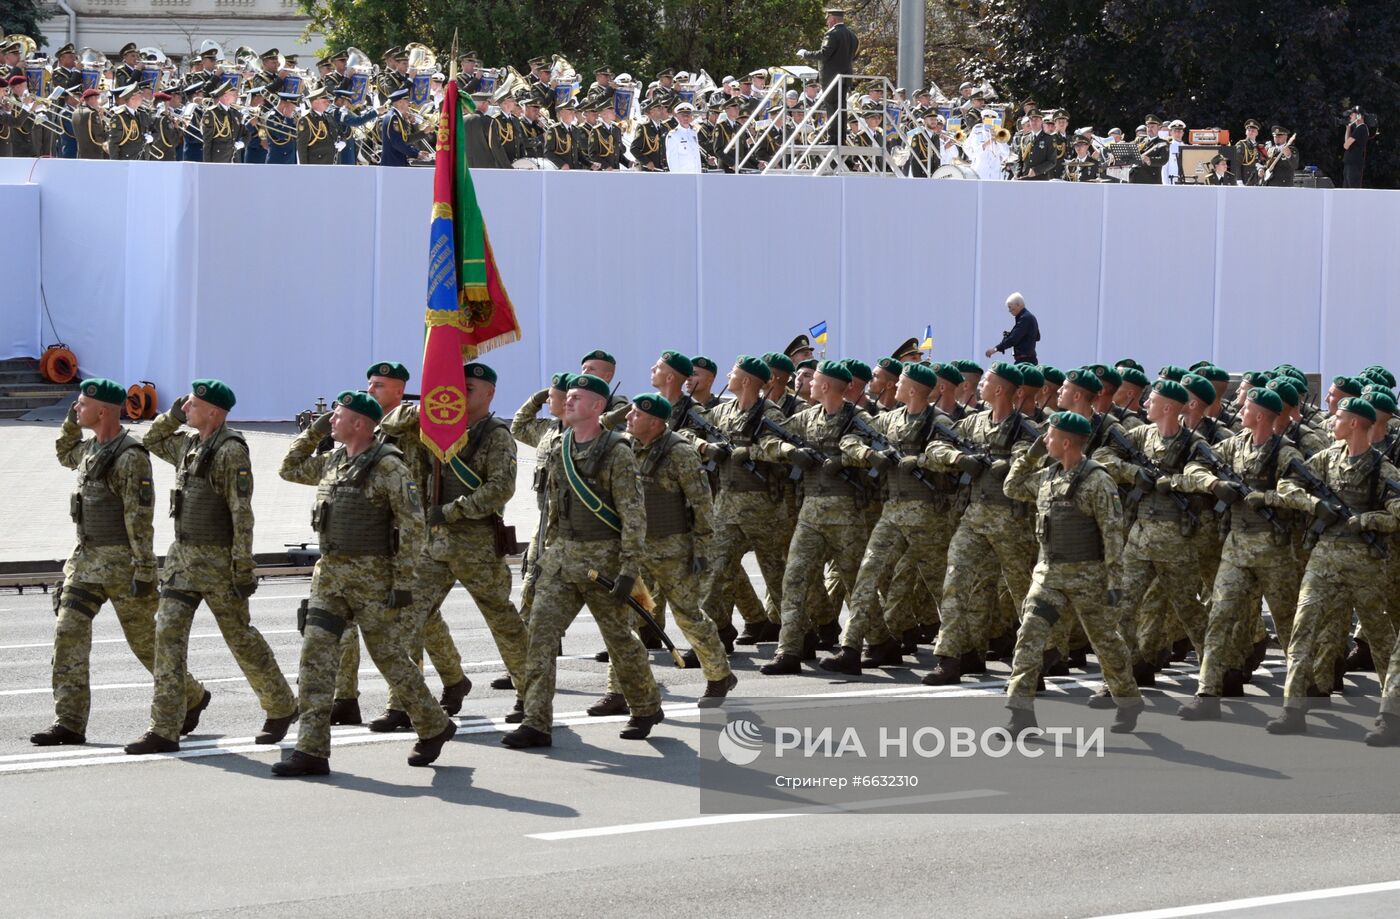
560,431 -> 626,541
801,404 -> 861,498
1135,430 -> 1201,519
441,417 -> 509,505
971,412 -> 1030,506
1043,461 -> 1108,563
171,427 -> 244,547
1324,449 -> 1385,515
1232,436 -> 1286,532
639,433 -> 693,538
313,442 -> 401,556
887,407 -> 954,503
718,401 -> 776,493
72,432 -> 147,547
532,424 -> 564,508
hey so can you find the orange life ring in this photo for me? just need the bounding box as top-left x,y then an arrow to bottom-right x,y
124,384 -> 148,421
139,381 -> 158,419
40,344 -> 78,384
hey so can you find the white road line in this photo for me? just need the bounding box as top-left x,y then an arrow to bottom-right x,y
0,630 -> 302,651
527,789 -> 1007,840
1080,878 -> 1400,919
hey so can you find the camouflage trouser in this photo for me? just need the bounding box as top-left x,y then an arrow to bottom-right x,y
295,571 -> 451,760
610,534 -> 731,688
331,608 -> 465,705
1382,625 -> 1400,715
702,491 -> 791,629
776,500 -> 867,658
1284,540 -> 1396,708
52,573 -> 204,734
1198,540 -> 1300,696
817,504 -> 876,628
841,504 -> 953,650
1007,562 -> 1140,710
150,579 -> 296,742
1117,521 -> 1207,664
521,542 -> 661,732
933,502 -> 1036,661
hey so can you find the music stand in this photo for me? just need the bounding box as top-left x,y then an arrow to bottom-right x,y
1108,142 -> 1143,167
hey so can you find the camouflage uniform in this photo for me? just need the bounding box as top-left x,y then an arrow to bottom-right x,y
1094,424 -> 1210,664
609,432 -> 731,689
52,417 -> 204,734
522,429 -> 660,732
840,406 -> 958,650
1181,432 -> 1303,695
278,429 -> 450,759
144,409 -> 296,742
774,402 -> 874,658
924,410 -> 1039,663
1003,451 -> 1138,709
512,390 -> 567,621
1275,443 -> 1400,707
417,413 -> 528,695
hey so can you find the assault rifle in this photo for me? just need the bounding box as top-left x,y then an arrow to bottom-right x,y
1191,441 -> 1288,535
684,405 -> 765,481
1109,427 -> 1198,526
1286,457 -> 1387,558
760,416 -> 873,488
848,411 -> 941,494
930,421 -> 992,485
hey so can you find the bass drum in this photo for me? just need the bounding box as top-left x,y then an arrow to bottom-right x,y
932,162 -> 979,180
512,157 -> 559,171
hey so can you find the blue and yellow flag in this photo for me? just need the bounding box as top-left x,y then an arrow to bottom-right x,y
809,320 -> 828,345
920,324 -> 934,353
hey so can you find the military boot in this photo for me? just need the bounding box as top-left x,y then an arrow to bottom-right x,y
1221,669 -> 1246,698
594,649 -> 610,663
329,698 -> 362,726
181,689 -> 213,735
959,650 -> 986,675
921,655 -> 962,686
1043,649 -> 1069,677
587,693 -> 629,716
1332,658 -> 1347,696
369,708 -> 412,733
490,675 -> 515,690
1171,637 -> 1193,662
680,648 -> 701,669
1067,648 -> 1089,670
1306,682 -> 1332,709
861,638 -> 904,668
1265,708 -> 1308,734
256,709 -> 299,744
758,621 -> 782,642
819,646 -> 862,675
30,723 -> 86,746
801,630 -> 818,661
1345,638 -> 1373,673
407,721 -> 457,766
501,724 -> 552,748
1086,686 -> 1116,709
271,750 -> 330,777
640,626 -> 665,650
124,732 -> 178,755
901,627 -> 921,655
815,621 -> 841,651
620,709 -> 664,740
759,654 -> 802,675
503,699 -> 525,724
1005,707 -> 1038,735
1364,714 -> 1400,747
698,673 -> 738,708
717,623 -> 739,655
439,677 -> 472,716
1131,661 -> 1157,688
1178,695 -> 1221,720
1110,700 -> 1144,734
734,621 -> 766,646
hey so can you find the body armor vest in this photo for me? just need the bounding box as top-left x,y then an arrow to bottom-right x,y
718,401 -> 777,493
1137,431 -> 1198,517
1043,461 -> 1108,563
1326,450 -> 1384,514
887,408 -> 953,503
561,431 -> 625,541
313,442 -> 400,556
972,412 -> 1028,506
441,417 -> 508,505
532,424 -> 564,509
1231,436 -> 1286,532
639,433 -> 693,538
802,404 -> 861,498
73,432 -> 146,547
172,427 -> 244,546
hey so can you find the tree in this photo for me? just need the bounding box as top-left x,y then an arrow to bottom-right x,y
968,0 -> 1399,187
1,0 -> 47,46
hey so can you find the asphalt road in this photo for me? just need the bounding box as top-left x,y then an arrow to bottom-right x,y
4,576 -> 1400,919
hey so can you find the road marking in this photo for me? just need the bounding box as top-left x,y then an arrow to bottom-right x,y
0,630 -> 302,651
1081,878 -> 1400,918
527,789 -> 1007,840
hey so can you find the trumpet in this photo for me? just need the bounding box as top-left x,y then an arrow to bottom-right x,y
993,125 -> 1012,143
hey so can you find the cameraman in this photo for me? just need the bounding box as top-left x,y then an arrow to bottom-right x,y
1343,105 -> 1369,188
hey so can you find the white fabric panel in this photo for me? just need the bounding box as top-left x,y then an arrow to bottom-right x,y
0,159 -> 36,185
976,181 -> 1105,369
1320,191 -> 1400,382
1214,187 -> 1325,374
1098,184 -> 1219,370
0,185 -> 41,360
841,176 -> 980,363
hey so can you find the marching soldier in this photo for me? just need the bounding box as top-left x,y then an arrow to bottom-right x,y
512,372 -> 574,642
73,88 -> 109,160
297,85 -> 336,165
265,93 -> 299,164
502,375 -> 665,748
31,381 -> 209,748
273,391 -> 456,776
124,380 -> 299,754
108,84 -> 147,160
1236,120 -> 1262,186
201,83 -> 242,163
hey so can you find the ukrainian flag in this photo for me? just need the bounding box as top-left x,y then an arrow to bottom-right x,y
920,324 -> 934,352
809,320 -> 828,345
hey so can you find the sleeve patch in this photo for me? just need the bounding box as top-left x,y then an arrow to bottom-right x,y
405,481 -> 422,510
138,478 -> 154,507
235,468 -> 252,496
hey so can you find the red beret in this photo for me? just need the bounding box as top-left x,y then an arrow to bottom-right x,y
81,88 -> 102,100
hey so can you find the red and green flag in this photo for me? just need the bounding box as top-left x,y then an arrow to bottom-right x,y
420,81 -> 522,463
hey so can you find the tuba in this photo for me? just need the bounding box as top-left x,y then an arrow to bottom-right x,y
79,47 -> 109,91
405,42 -> 437,106
344,47 -> 376,106
549,53 -> 577,85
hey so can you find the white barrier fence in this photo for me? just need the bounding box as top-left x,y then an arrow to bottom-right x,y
3,158 -> 1398,419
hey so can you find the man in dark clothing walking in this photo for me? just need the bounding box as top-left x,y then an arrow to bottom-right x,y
985,292 -> 1040,364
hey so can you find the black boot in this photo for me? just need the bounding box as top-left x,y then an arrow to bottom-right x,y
30,723 -> 86,747
271,750 -> 330,777
1364,713 -> 1400,747
1332,657 -> 1347,696
1345,638 -> 1374,673
698,673 -> 738,708
1171,637 -> 1192,662
1266,708 -> 1307,734
641,626 -> 665,650
256,709 -> 299,744
1178,695 -> 1221,720
717,623 -> 739,655
861,638 -> 904,668
620,709 -> 664,740
503,699 -> 525,724
407,721 -> 457,766
1043,649 -> 1069,677
124,731 -> 178,755
181,689 -> 213,735
1245,637 -> 1270,673
801,630 -> 818,661
439,677 -> 472,716
758,621 -> 782,642
501,724 -> 552,748
959,650 -> 986,675
329,698 -> 362,726
369,709 -> 412,733
1005,707 -> 1038,735
921,655 -> 962,686
901,627 -> 921,655
735,621 -> 765,646
1111,700 -> 1144,734
918,623 -> 940,644
1067,648 -> 1089,670
986,629 -> 1017,662
490,675 -> 515,691
594,649 -> 610,663
1086,686 -> 1116,709
819,646 -> 863,675
1131,661 -> 1157,688
587,693 -> 629,717
680,648 -> 701,669
1306,682 -> 1332,709
759,654 -> 802,675
815,622 -> 841,651
1221,669 -> 1246,698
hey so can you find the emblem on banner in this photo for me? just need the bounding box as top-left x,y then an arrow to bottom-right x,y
424,385 -> 468,425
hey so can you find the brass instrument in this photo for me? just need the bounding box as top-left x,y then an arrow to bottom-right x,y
993,125 -> 1011,143
6,34 -> 38,59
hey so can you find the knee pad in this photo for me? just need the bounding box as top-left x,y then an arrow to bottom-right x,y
1029,598 -> 1061,627
305,607 -> 348,638
60,583 -> 104,620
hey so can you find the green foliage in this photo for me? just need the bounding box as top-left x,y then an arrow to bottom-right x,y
1,0 -> 47,46
969,0 -> 1399,187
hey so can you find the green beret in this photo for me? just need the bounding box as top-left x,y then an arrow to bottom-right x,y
632,392 -> 672,421
691,356 -> 718,374
551,371 -> 575,391
1340,395 -> 1376,423
464,362 -> 498,386
1367,365 -> 1396,388
1015,363 -> 1044,388
842,358 -> 873,383
336,389 -> 383,422
661,350 -> 694,378
1119,366 -> 1150,388
1362,389 -> 1397,416
876,357 -> 903,377
1188,360 -> 1213,371
1197,364 -> 1230,383
367,360 -> 410,382
1158,365 -> 1187,382
764,352 -> 796,375
902,362 -> 936,388
1114,358 -> 1144,372
796,359 -> 818,371
1266,379 -> 1299,407
1090,364 -> 1122,388
1279,367 -> 1308,387
580,349 -> 616,366
1359,369 -> 1390,390
1332,375 -> 1363,397
735,354 -> 772,383
1152,379 -> 1189,404
932,362 -> 964,385
1241,370 -> 1272,387
191,379 -> 236,411
570,373 -> 611,399
1049,411 -> 1092,437
953,359 -> 983,375
1181,373 -> 1217,405
1247,386 -> 1283,415
1040,365 -> 1065,385
1065,367 -> 1102,394
989,361 -> 1023,387
816,360 -> 852,384
79,377 -> 125,407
